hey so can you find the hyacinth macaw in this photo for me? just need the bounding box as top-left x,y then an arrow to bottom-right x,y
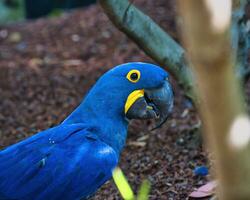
0,62 -> 173,200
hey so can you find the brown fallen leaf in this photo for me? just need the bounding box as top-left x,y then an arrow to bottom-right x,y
189,181 -> 217,199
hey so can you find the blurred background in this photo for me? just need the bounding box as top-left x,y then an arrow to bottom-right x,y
0,0 -> 96,24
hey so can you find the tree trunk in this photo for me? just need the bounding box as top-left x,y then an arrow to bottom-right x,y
177,0 -> 250,199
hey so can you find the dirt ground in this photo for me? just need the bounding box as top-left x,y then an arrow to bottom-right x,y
1,0 -> 247,199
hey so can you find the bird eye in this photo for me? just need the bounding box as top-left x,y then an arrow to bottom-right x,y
126,69 -> 141,83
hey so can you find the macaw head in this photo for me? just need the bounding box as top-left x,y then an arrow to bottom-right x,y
64,62 -> 173,130
105,62 -> 173,129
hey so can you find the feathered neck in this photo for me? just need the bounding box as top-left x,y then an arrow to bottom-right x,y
62,75 -> 130,154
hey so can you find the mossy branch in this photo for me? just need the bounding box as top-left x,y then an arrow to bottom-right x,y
99,0 -> 195,101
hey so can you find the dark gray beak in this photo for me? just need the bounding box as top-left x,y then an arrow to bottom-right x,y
125,80 -> 174,129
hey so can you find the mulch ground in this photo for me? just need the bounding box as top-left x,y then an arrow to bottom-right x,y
1,0 -> 248,199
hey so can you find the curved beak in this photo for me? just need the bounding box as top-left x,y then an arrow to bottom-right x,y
125,80 -> 174,129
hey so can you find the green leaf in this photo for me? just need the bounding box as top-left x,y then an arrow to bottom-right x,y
137,180 -> 150,200
0,0 -> 25,25
112,167 -> 135,200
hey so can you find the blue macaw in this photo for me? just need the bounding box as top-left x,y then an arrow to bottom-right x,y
0,62 -> 173,200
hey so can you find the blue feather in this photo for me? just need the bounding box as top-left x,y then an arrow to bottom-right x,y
0,124 -> 118,200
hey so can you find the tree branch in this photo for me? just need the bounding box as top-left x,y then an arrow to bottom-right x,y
98,0 -> 195,100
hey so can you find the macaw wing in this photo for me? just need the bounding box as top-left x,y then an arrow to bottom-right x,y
0,124 -> 118,200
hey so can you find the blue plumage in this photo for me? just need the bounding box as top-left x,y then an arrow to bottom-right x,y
0,62 -> 173,199
0,124 -> 117,200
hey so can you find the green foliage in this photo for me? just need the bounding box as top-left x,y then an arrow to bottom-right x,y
137,180 -> 150,200
112,167 -> 151,200
47,9 -> 64,18
0,0 -> 25,24
112,167 -> 135,200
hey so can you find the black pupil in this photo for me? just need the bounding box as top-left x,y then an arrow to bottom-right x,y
130,73 -> 138,80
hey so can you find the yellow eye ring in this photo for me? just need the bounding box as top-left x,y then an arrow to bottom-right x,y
126,69 -> 141,83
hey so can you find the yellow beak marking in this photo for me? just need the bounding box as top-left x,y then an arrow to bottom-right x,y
124,89 -> 144,114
